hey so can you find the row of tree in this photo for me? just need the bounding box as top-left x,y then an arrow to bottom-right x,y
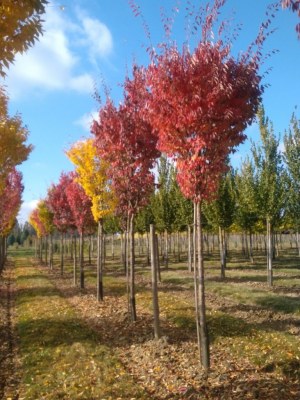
0,1 -> 47,267
27,0 -> 275,370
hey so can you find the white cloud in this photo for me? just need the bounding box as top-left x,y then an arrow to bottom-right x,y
18,199 -> 39,224
81,17 -> 113,60
75,110 -> 99,132
3,5 -> 113,98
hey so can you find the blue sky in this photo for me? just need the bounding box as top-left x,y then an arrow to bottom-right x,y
1,0 -> 299,224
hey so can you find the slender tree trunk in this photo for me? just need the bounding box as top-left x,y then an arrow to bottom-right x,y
80,231 -> 84,289
97,219 -> 104,301
150,224 -> 161,339
193,203 -> 201,357
297,231 -> 300,257
267,218 -> 273,287
155,234 -> 161,283
219,226 -> 226,280
195,201 -> 210,369
129,214 -> 137,321
146,231 -> 150,266
164,229 -> 169,269
49,234 -> 53,269
60,232 -> 64,276
73,235 -> 77,286
249,231 -> 254,263
188,225 -> 192,273
45,236 -> 48,265
111,233 -> 115,260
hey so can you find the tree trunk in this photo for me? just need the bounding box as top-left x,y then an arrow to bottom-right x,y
164,230 -> 169,269
219,226 -> 226,280
146,231 -> 150,266
129,214 -> 137,321
195,201 -> 210,369
267,218 -> 273,287
60,233 -> 64,276
111,233 -> 115,260
73,235 -> 77,286
249,231 -> 254,263
188,225 -> 192,273
297,231 -> 300,257
155,233 -> 161,283
97,219 -> 104,301
79,231 -> 84,289
150,224 -> 161,339
48,234 -> 52,269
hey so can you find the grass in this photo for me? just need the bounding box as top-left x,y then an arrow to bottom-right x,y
13,255 -> 149,400
6,243 -> 300,396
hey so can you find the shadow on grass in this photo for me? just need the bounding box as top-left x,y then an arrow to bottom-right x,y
256,294 -> 300,314
17,316 -> 101,349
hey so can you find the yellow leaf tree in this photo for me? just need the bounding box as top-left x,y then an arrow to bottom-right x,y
0,87 -> 32,193
0,0 -> 48,76
37,199 -> 55,268
66,138 -> 116,301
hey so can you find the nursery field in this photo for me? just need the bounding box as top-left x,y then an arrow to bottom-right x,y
0,245 -> 300,399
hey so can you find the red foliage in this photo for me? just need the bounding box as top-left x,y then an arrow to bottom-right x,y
146,41 -> 262,201
0,168 -> 24,234
46,172 -> 75,233
92,66 -> 160,216
65,173 -> 95,234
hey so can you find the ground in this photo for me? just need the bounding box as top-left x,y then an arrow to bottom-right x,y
0,246 -> 299,399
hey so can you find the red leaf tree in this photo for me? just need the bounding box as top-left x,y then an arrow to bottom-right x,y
92,66 -> 160,321
65,172 -> 96,289
46,172 -> 76,275
143,1 -> 266,368
0,168 -> 23,269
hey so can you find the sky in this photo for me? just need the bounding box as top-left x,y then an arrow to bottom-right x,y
1,0 -> 299,224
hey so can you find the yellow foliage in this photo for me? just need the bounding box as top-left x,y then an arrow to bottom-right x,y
0,87 -> 32,193
66,139 -> 116,221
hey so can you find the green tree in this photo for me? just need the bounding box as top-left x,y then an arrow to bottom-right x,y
252,107 -> 285,286
235,159 -> 259,262
284,113 -> 300,256
0,0 -> 48,76
203,168 -> 236,279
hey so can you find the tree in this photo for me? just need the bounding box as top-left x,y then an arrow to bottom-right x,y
0,87 -> 32,193
0,0 -> 48,76
92,66 -> 159,321
203,168 -> 236,278
66,138 -> 115,299
144,0 -> 266,369
235,159 -> 259,262
65,173 -> 96,289
251,107 -> 285,286
0,168 -> 23,269
46,172 -> 76,275
284,113 -> 300,255
37,199 -> 55,267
